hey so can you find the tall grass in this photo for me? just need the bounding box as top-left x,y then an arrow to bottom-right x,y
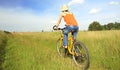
77,30 -> 120,70
0,30 -> 120,70
3,32 -> 80,70
0,31 -> 10,70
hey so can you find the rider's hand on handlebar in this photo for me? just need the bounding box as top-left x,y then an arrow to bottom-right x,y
53,25 -> 58,30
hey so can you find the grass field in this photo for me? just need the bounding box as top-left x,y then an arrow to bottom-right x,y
0,30 -> 120,70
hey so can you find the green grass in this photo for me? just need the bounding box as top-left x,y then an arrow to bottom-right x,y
0,31 -> 10,70
78,30 -> 120,70
0,30 -> 120,70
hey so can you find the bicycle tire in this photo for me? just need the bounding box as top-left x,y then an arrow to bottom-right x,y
56,38 -> 65,57
72,41 -> 90,70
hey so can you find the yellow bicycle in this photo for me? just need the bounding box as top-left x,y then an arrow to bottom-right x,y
53,27 -> 90,70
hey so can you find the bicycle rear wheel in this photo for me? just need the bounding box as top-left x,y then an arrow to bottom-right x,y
73,41 -> 90,70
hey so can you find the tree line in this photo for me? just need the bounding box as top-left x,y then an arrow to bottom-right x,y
88,21 -> 120,31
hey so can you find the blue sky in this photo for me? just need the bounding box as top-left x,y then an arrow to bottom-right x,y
0,0 -> 120,32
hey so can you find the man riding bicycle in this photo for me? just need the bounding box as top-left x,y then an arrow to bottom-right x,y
54,4 -> 79,50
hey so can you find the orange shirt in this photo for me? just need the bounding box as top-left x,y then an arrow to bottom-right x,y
63,13 -> 78,26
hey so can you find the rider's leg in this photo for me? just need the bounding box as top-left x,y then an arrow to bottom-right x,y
72,26 -> 79,41
63,26 -> 71,48
63,32 -> 68,48
63,26 -> 79,48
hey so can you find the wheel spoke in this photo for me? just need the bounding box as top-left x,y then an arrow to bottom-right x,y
73,41 -> 90,69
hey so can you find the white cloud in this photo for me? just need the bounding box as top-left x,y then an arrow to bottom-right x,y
0,7 -> 56,32
109,1 -> 119,5
68,0 -> 84,6
89,8 -> 101,14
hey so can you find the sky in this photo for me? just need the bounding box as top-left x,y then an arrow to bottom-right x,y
0,0 -> 120,32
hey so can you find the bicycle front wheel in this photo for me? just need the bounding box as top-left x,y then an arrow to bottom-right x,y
73,41 -> 90,70
56,38 -> 65,57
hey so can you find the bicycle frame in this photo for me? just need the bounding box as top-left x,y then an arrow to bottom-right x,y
59,30 -> 75,55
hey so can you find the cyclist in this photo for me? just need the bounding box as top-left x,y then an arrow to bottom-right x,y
54,4 -> 79,50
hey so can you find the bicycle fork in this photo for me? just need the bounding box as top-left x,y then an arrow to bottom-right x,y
68,37 -> 75,55
68,38 -> 82,56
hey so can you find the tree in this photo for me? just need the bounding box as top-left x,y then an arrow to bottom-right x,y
114,22 -> 120,29
88,21 -> 120,31
102,25 -> 108,30
88,21 -> 102,31
107,23 -> 114,30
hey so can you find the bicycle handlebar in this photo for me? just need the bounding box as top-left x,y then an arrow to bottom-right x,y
57,28 -> 65,30
53,25 -> 65,31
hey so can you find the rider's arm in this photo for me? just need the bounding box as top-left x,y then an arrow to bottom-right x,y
56,15 -> 62,27
56,13 -> 65,27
